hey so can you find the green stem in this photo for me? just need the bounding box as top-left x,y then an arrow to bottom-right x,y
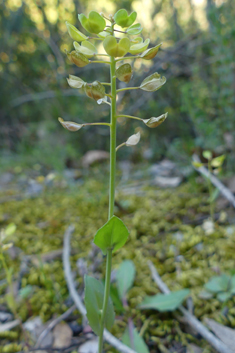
89,60 -> 111,65
98,33 -> 117,353
116,114 -> 142,121
116,142 -> 126,151
117,87 -> 139,93
85,123 -> 110,127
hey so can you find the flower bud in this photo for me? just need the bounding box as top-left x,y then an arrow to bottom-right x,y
143,113 -> 168,128
58,117 -> 83,131
85,81 -> 106,101
116,63 -> 133,83
65,22 -> 88,42
140,43 -> 162,60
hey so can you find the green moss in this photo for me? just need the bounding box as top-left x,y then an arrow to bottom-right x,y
0,179 -> 234,351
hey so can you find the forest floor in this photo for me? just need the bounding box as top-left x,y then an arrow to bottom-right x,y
0,160 -> 235,353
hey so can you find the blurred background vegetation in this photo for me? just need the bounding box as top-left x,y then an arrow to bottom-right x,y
0,0 -> 234,172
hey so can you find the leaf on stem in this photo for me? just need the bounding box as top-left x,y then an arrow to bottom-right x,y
84,275 -> 115,335
94,216 -> 129,255
58,118 -> 83,132
202,150 -> 212,160
138,289 -> 190,312
116,260 -> 136,300
140,72 -> 166,92
126,132 -> 141,146
140,43 -> 162,60
114,9 -> 137,28
67,75 -> 85,89
211,155 -> 226,167
116,63 -> 133,83
65,21 -> 88,42
143,113 -> 168,128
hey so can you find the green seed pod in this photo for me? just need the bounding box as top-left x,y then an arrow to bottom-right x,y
73,40 -> 97,58
126,23 -> 142,35
140,72 -> 166,92
85,81 -> 106,101
78,11 -> 106,34
67,75 -> 85,89
140,43 -> 162,60
129,38 -> 150,55
70,50 -> 89,67
103,36 -> 131,57
142,113 -> 168,128
65,21 -> 88,42
116,63 -> 133,83
58,118 -> 83,131
114,9 -> 137,28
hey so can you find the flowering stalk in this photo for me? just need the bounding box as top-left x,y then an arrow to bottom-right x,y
60,9 -> 168,353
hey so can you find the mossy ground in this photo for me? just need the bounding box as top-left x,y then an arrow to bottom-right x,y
0,167 -> 234,352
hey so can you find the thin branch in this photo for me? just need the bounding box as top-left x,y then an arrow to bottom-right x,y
63,226 -> 138,353
192,154 -> 235,208
89,60 -> 111,65
35,305 -> 76,348
116,114 -> 142,121
115,56 -> 141,62
147,261 -> 233,353
117,87 -> 140,93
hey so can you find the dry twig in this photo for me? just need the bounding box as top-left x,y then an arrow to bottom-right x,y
63,225 -> 138,353
148,260 -> 233,353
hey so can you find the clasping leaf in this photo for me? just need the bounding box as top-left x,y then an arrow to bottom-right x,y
94,215 -> 129,255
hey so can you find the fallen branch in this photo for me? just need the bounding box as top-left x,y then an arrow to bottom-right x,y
192,154 -> 235,208
35,304 -> 76,348
63,225 -> 138,353
148,260 -> 233,353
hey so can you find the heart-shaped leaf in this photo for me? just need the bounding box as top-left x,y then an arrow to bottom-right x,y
85,81 -> 105,101
116,260 -> 136,300
103,36 -> 131,57
143,113 -> 168,128
58,118 -> 83,132
78,11 -> 106,34
140,43 -> 162,60
84,275 -> 115,335
94,216 -> 129,255
126,23 -> 142,35
74,40 -> 97,58
114,9 -> 137,28
140,72 -> 166,92
139,289 -> 190,312
129,38 -> 150,55
116,63 -> 133,83
67,75 -> 85,89
125,132 -> 140,146
65,21 -> 88,42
